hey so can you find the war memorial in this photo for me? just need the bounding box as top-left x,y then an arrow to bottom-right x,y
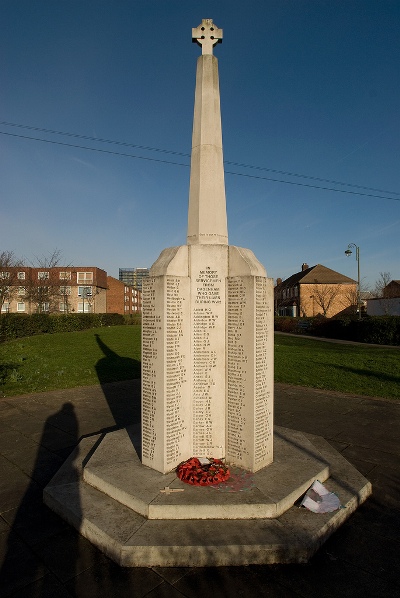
44,20 -> 371,567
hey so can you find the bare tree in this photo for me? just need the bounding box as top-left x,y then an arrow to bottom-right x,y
25,249 -> 71,314
373,272 -> 396,315
311,283 -> 343,317
374,272 -> 392,298
342,279 -> 370,315
0,251 -> 22,313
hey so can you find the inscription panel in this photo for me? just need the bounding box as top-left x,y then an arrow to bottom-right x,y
254,276 -> 273,466
141,277 -> 159,466
142,276 -> 190,473
190,246 -> 227,458
165,277 -> 190,467
226,277 -> 249,465
226,276 -> 273,471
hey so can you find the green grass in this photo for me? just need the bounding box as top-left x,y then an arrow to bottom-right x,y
0,325 -> 141,397
275,334 -> 399,399
0,326 -> 399,399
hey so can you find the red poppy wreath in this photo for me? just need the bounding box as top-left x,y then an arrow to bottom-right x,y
176,457 -> 230,486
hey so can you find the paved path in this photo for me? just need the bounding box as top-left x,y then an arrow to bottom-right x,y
0,380 -> 399,597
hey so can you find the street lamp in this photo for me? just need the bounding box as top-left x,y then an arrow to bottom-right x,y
345,243 -> 361,320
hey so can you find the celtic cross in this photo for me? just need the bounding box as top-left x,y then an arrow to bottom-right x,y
192,19 -> 223,55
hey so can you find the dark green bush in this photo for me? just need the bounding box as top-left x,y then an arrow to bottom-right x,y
274,314 -> 400,346
274,316 -> 298,333
123,314 -> 142,326
0,312 -> 126,341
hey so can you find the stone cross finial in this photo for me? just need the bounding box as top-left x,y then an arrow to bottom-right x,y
192,19 -> 223,55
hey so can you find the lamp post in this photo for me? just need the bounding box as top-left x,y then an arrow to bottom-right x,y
345,243 -> 361,320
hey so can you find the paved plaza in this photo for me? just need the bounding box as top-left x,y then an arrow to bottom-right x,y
0,379 -> 399,597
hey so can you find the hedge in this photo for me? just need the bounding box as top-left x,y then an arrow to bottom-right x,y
0,313 -> 126,341
274,315 -> 400,346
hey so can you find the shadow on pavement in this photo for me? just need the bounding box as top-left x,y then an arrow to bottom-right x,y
0,402 -> 81,597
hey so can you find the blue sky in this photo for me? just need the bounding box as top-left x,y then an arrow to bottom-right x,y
1,0 -> 399,287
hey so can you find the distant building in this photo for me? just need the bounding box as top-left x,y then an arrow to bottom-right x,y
0,266 -> 107,314
0,265 -> 145,316
367,280 -> 400,316
274,263 -> 357,318
383,280 -> 400,298
119,267 -> 149,291
107,277 -> 142,314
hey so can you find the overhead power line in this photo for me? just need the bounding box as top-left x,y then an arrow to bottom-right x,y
2,120 -> 399,197
2,120 -> 400,198
1,121 -> 399,202
0,131 -> 189,168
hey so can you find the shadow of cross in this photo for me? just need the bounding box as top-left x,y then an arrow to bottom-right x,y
93,333 -> 141,431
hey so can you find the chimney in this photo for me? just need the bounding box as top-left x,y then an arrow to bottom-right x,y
301,263 -> 309,271
276,277 -> 282,286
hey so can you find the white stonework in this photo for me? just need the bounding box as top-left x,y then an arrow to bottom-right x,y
141,20 -> 274,474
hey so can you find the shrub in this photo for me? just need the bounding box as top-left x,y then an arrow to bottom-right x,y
274,314 -> 400,346
123,314 -> 142,326
274,316 -> 298,333
0,312 -> 126,342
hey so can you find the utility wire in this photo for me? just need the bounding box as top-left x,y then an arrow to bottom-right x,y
0,131 -> 189,168
1,127 -> 400,203
0,121 -> 400,196
2,120 -> 399,198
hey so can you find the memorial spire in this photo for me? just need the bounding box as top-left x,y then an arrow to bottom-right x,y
187,19 -> 228,245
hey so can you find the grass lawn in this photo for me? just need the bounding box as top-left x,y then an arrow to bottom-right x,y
0,325 -> 399,399
0,325 -> 141,397
275,334 -> 399,399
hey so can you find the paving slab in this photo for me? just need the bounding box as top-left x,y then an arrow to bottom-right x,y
0,379 -> 399,596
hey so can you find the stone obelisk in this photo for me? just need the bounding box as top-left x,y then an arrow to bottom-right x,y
141,19 -> 274,474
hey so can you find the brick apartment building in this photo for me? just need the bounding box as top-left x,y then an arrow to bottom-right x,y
106,276 -> 142,314
275,263 -> 357,318
0,266 -> 107,314
0,266 -> 141,315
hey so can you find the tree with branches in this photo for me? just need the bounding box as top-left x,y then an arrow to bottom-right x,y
24,249 -> 71,314
373,272 -> 395,315
311,283 -> 343,317
0,251 -> 22,313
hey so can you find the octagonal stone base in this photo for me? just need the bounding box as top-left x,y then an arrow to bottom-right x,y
43,425 -> 371,567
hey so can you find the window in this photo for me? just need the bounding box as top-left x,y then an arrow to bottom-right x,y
77,272 -> 93,283
59,302 -> 67,312
125,305 -> 129,311
59,286 -> 71,295
78,286 -> 92,297
17,302 -> 25,312
0,272 -> 10,279
59,272 -> 71,280
18,287 -> 25,296
1,302 -> 10,313
38,271 -> 49,280
17,271 -> 26,280
77,302 -> 91,313
125,296 -> 129,302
